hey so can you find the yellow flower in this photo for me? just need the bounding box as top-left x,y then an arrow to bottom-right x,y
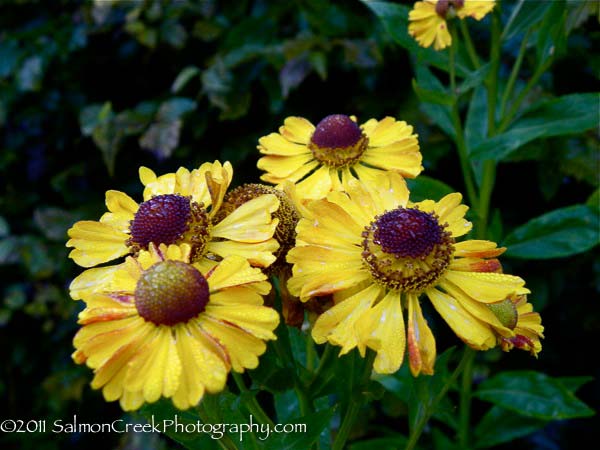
66,161 -> 280,276
408,0 -> 495,51
287,173 -> 532,375
493,294 -> 544,356
71,243 -> 279,411
257,114 -> 422,200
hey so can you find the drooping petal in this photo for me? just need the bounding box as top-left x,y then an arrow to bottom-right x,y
212,194 -> 279,242
442,271 -> 528,303
406,293 -> 436,376
355,290 -> 406,374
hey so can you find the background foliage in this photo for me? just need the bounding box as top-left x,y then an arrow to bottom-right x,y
0,0 -> 598,449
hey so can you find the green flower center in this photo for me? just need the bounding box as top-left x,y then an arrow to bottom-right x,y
308,114 -> 368,168
128,194 -> 211,261
135,260 -> 209,326
362,207 -> 454,292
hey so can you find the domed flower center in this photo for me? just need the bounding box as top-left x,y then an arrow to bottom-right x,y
435,0 -> 464,18
487,298 -> 518,330
135,260 -> 209,326
308,114 -> 368,168
128,194 -> 212,261
362,207 -> 454,292
216,183 -> 299,274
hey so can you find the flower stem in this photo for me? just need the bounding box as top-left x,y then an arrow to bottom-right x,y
197,403 -> 239,450
459,20 -> 480,69
405,346 -> 473,450
332,350 -> 376,450
477,11 -> 501,239
272,336 -> 313,416
232,371 -> 275,428
448,29 -> 478,209
458,348 -> 476,448
499,29 -> 531,120
308,343 -> 336,391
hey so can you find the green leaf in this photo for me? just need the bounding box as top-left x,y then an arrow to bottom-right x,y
412,79 -> 454,106
503,204 -> 599,259
157,97 -> 197,122
471,93 -> 600,161
457,63 -> 491,97
406,176 -> 455,202
348,434 -> 409,450
263,408 -> 335,450
474,406 -> 548,449
33,207 -> 78,241
558,376 -> 594,393
362,1 -> 470,76
587,188 -> 599,213
465,86 -> 488,186
536,0 -> 567,63
414,65 -> 455,138
0,216 -> 9,238
0,40 -> 22,78
475,371 -> 595,420
171,66 -> 200,93
502,0 -> 552,42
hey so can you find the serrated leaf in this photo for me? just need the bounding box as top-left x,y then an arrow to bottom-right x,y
406,176 -> 455,202
474,405 -> 548,449
503,204 -> 599,259
471,93 -> 600,162
475,371 -> 595,420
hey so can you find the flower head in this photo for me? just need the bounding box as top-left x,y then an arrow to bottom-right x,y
287,173 -> 534,375
257,114 -> 421,200
493,294 -> 544,356
66,161 -> 280,273
72,243 -> 279,411
408,0 -> 495,50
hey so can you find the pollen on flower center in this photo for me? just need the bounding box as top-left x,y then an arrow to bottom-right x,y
128,194 -> 212,261
362,207 -> 454,292
308,114 -> 368,168
135,260 -> 209,326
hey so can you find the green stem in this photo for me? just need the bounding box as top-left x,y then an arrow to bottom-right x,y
477,11 -> 501,238
197,403 -> 239,450
232,372 -> 275,428
499,29 -> 531,120
405,346 -> 474,450
459,20 -> 480,69
272,337 -> 313,416
308,343 -> 336,391
458,348 -> 476,448
498,58 -> 553,133
448,26 -> 478,209
332,350 -> 376,450
306,336 -> 317,372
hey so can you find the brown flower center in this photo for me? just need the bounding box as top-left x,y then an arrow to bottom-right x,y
128,194 -> 211,261
308,114 -> 368,168
135,260 -> 209,326
436,0 -> 465,18
362,207 -> 454,292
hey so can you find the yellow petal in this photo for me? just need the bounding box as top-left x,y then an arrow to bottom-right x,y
406,293 -> 436,376
257,153 -> 315,178
258,132 -> 312,156
454,240 -> 506,258
287,260 -> 370,299
360,143 -> 423,178
205,303 -> 279,340
442,271 -> 528,303
139,166 -> 157,186
198,315 -> 267,372
362,117 -> 417,147
100,190 -> 138,232
207,255 -> 268,292
280,116 -> 315,144
311,284 -> 381,350
458,0 -> 495,20
355,290 -> 406,374
125,327 -> 183,403
66,221 -> 130,267
206,239 -> 278,267
212,194 -> 279,242
426,288 -> 497,349
260,160 -> 320,186
69,264 -> 134,300
294,165 -> 334,200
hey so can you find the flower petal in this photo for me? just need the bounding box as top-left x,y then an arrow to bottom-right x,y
67,221 -> 130,267
406,293 -> 436,376
212,194 -> 279,242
